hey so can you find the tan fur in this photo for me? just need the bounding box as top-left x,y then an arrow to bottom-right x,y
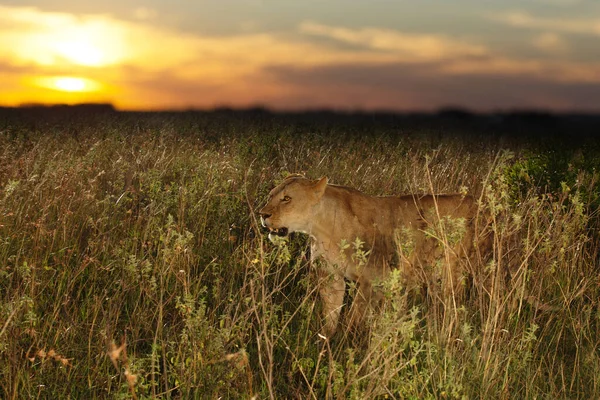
259,176 -> 488,336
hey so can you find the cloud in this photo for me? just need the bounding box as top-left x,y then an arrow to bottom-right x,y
0,7 -> 440,109
0,7 -> 396,77
530,0 -> 585,5
0,6 -> 136,67
299,21 -> 488,61
440,56 -> 600,84
492,11 -> 600,36
532,32 -> 568,53
264,63 -> 600,112
132,7 -> 157,21
297,21 -> 600,84
0,6 -> 598,111
0,6 -> 375,108
297,21 -> 599,85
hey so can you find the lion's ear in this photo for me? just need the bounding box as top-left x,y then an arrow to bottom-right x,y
313,177 -> 328,199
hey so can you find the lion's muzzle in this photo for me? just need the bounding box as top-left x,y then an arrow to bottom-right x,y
259,212 -> 289,238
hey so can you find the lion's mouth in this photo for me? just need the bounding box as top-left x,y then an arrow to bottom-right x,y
268,227 -> 289,237
260,216 -> 289,238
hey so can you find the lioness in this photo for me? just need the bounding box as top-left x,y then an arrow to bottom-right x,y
259,176 -> 486,336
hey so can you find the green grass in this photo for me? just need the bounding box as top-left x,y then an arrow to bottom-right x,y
1,111 -> 599,399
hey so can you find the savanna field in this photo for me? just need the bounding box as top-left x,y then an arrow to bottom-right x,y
1,108 -> 599,399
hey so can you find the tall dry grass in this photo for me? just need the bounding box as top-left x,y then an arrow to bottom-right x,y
0,111 -> 598,398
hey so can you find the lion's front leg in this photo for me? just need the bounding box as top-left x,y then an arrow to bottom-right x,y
317,270 -> 346,337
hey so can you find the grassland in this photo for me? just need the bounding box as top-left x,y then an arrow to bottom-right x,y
1,108 -> 599,399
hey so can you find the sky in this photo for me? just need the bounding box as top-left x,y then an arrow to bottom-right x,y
1,0 -> 599,112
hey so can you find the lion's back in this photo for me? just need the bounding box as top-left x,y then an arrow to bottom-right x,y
322,187 -> 479,253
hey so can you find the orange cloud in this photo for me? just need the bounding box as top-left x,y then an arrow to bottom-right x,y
0,6 -> 408,108
532,32 -> 568,53
492,11 -> 600,36
0,6 -> 129,67
297,21 -> 600,84
299,21 -> 488,61
0,5 -> 598,111
441,56 -> 600,84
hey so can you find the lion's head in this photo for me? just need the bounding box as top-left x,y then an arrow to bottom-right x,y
259,176 -> 328,241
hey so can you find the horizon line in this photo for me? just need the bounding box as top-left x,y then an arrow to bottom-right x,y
2,103 -> 600,116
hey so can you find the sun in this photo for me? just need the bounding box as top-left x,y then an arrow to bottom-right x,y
32,76 -> 102,93
54,77 -> 87,92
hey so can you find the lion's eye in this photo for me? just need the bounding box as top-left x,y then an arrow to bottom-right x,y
282,196 -> 291,202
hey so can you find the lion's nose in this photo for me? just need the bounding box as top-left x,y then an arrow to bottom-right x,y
259,211 -> 271,229
259,212 -> 271,219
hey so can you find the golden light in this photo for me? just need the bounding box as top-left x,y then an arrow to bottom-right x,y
54,77 -> 86,92
32,76 -> 102,93
0,7 -> 128,68
54,40 -> 104,66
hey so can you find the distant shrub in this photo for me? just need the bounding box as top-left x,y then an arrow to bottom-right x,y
504,147 -> 599,213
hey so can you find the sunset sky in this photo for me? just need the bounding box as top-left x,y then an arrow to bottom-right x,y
1,0 -> 599,111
